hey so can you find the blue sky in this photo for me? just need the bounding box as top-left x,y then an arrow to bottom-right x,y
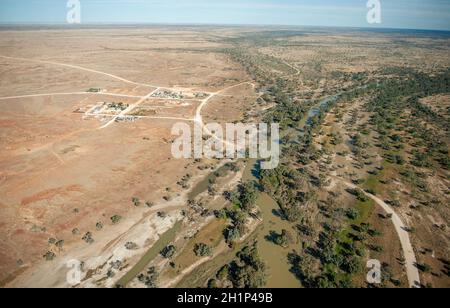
0,0 -> 449,30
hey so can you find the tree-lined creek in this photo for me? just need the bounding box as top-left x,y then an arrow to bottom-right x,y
118,94 -> 340,288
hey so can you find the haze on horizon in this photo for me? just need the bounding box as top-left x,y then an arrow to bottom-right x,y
0,0 -> 449,31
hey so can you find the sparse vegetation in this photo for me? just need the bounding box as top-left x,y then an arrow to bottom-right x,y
43,251 -> 56,261
82,232 -> 94,244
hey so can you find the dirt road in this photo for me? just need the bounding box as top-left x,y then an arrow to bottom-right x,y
333,176 -> 421,288
0,55 -> 159,88
0,92 -> 144,101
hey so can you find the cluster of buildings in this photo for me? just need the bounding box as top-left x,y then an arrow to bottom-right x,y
115,115 -> 137,123
151,90 -> 184,99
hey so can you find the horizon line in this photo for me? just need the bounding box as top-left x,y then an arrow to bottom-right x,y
0,22 -> 449,33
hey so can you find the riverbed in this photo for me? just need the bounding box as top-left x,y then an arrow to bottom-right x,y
242,159 -> 300,287
116,220 -> 183,287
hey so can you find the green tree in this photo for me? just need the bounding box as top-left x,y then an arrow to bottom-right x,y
194,243 -> 213,257
160,245 -> 177,259
111,215 -> 122,224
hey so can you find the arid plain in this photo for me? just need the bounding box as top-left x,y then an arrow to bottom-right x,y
0,26 -> 256,287
0,26 -> 449,288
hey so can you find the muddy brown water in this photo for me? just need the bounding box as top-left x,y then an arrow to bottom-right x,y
243,159 -> 300,288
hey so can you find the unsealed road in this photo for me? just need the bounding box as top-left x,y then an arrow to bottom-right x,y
333,176 -> 421,288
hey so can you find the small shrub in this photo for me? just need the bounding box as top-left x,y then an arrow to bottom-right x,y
111,215 -> 122,224
194,243 -> 213,257
160,245 -> 176,259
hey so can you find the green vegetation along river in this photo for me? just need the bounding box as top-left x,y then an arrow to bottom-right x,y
179,94 -> 343,288
239,94 -> 343,288
243,159 -> 300,287
122,93 -> 343,288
